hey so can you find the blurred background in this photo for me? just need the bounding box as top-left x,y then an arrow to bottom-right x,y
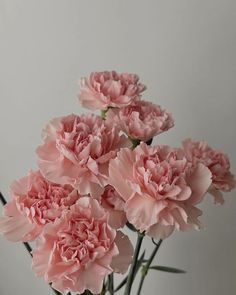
0,1 -> 235,294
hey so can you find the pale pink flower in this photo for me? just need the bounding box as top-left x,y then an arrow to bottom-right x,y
106,100 -> 174,142
79,71 -> 146,110
0,170 -> 79,242
182,138 -> 236,204
36,113 -> 130,197
101,185 -> 127,229
108,143 -> 212,239
32,197 -> 133,294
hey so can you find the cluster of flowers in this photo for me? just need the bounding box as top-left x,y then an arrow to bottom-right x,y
0,71 -> 235,294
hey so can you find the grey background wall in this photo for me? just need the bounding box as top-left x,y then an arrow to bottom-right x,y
0,1 -> 236,294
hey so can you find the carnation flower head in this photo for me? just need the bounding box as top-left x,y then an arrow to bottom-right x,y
79,71 -> 146,110
36,113 -> 130,197
32,197 -> 133,294
108,143 -> 212,239
182,138 -> 236,204
0,170 -> 80,242
106,100 -> 174,142
101,185 -> 127,229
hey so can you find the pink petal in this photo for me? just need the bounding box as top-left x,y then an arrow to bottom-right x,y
111,231 -> 134,274
124,193 -> 166,232
186,163 -> 212,204
208,187 -> 225,204
108,149 -> 135,201
147,224 -> 175,240
0,213 -> 35,242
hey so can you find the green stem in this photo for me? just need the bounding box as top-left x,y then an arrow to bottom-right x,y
100,280 -> 106,295
50,286 -> 62,295
124,232 -> 144,295
108,273 -> 114,295
137,239 -> 163,295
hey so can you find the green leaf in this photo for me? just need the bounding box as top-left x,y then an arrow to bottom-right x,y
149,266 -> 186,273
126,222 -> 137,232
137,250 -> 146,266
114,275 -> 128,292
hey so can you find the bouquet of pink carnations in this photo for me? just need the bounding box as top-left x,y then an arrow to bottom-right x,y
0,71 -> 235,295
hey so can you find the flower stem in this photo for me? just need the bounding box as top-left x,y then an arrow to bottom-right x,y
124,232 -> 144,295
137,239 -> 163,295
0,192 -> 6,205
100,285 -> 106,295
108,273 -> 114,295
50,285 -> 62,295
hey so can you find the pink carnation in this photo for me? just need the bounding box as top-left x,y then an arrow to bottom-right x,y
36,113 -> 130,197
182,138 -> 236,204
0,170 -> 79,242
32,197 -> 133,294
108,143 -> 212,239
79,71 -> 146,110
106,100 -> 174,142
101,185 -> 127,229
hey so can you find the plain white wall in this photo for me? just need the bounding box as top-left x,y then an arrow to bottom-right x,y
0,1 -> 236,294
